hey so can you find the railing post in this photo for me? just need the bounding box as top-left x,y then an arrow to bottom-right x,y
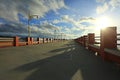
37,38 -> 40,44
43,38 -> 45,43
80,36 -> 83,45
83,35 -> 87,47
88,33 -> 95,44
26,37 -> 31,45
100,27 -> 117,59
88,33 -> 95,50
30,37 -> 33,45
14,36 -> 19,46
46,38 -> 49,43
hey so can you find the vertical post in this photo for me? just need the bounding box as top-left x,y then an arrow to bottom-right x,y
81,36 -> 84,46
37,38 -> 40,44
83,35 -> 87,47
100,27 -> 117,59
88,33 -> 95,50
88,33 -> 95,44
27,37 -> 31,45
43,38 -> 45,43
30,37 -> 33,45
14,36 -> 19,46
47,38 -> 48,43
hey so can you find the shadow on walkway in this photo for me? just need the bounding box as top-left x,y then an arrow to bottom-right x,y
14,41 -> 120,80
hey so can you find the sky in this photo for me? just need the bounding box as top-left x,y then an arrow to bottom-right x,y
0,0 -> 120,39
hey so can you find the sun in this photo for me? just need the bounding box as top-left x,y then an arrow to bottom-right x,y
95,16 -> 111,30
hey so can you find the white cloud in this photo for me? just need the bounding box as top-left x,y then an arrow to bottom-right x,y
96,0 -> 105,3
109,0 -> 120,9
96,3 -> 109,14
96,0 -> 120,14
79,17 -> 95,23
0,0 -> 67,21
61,15 -> 95,29
52,19 -> 63,24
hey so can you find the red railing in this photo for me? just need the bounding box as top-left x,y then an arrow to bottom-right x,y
95,36 -> 100,44
0,36 -> 64,48
0,37 -> 14,47
117,34 -> 120,46
75,27 -> 120,64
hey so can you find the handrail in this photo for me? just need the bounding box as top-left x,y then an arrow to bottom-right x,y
117,34 -> 120,45
0,37 -> 14,42
117,38 -> 120,40
95,36 -> 100,38
117,34 -> 120,36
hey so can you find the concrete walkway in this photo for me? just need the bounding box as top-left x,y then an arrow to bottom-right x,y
0,41 -> 120,80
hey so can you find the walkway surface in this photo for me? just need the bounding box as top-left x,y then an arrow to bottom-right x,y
0,40 -> 120,80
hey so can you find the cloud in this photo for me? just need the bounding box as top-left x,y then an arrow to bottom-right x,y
61,15 -> 95,29
96,0 -> 120,14
109,0 -> 120,9
0,19 -> 60,37
52,19 -> 63,24
0,0 -> 67,22
79,17 -> 95,23
96,0 -> 105,3
96,3 -> 109,14
54,15 -> 96,39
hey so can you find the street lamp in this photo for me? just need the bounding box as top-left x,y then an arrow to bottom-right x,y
28,12 -> 38,37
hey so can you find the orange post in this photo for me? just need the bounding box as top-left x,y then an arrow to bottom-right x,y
26,37 -> 31,45
88,33 -> 95,50
88,33 -> 95,44
100,27 -> 117,59
14,36 -> 19,46
43,38 -> 45,43
30,37 -> 33,44
83,35 -> 87,47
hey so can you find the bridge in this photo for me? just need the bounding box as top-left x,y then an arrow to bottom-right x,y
0,40 -> 120,80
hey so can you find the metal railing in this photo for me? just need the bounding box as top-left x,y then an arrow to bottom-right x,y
95,36 -> 100,44
0,37 -> 14,42
117,34 -> 120,47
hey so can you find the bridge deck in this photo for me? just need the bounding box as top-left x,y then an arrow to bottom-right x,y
0,41 -> 120,80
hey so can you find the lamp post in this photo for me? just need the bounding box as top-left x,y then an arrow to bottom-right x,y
28,13 -> 38,37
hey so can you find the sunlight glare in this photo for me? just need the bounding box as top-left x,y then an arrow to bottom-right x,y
95,16 -> 111,30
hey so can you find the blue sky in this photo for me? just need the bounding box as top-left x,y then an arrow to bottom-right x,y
0,0 -> 120,39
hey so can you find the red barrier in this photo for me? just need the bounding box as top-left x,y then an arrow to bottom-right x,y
14,36 -> 19,46
75,27 -> 120,64
26,37 -> 31,45
100,27 -> 119,62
